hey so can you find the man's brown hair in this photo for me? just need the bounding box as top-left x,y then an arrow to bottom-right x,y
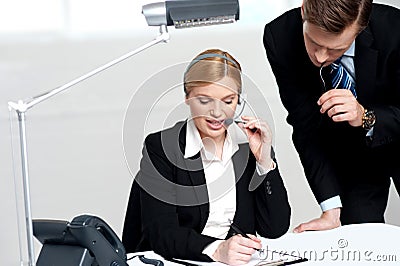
303,0 -> 373,34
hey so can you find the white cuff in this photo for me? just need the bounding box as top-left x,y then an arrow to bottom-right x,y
202,240 -> 224,260
320,196 -> 342,212
256,161 -> 276,176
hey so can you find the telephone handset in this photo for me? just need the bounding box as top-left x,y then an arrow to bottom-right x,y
33,214 -> 128,266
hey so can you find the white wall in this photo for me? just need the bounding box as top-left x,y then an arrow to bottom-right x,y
1,0 -> 399,264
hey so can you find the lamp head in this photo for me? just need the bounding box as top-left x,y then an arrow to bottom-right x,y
142,0 -> 240,29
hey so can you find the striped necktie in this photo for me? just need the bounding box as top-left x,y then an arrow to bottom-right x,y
330,57 -> 357,98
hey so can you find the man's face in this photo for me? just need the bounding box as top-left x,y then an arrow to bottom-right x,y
303,20 -> 359,67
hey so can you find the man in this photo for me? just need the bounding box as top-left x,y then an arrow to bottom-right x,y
263,0 -> 400,232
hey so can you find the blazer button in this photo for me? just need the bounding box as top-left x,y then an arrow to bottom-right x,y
266,181 -> 272,195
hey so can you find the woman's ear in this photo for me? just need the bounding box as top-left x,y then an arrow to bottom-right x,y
301,3 -> 305,20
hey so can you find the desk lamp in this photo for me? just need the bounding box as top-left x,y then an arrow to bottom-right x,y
7,0 -> 239,265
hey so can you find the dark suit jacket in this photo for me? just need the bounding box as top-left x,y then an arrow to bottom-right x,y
263,4 -> 400,206
122,121 -> 290,262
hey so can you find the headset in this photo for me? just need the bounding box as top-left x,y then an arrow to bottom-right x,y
183,52 -> 247,125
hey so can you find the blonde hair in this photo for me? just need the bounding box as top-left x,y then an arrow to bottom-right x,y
183,48 -> 242,96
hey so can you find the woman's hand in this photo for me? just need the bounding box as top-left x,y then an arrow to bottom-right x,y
238,116 -> 274,170
212,234 -> 261,265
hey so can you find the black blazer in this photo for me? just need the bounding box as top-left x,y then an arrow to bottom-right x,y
122,121 -> 290,261
263,4 -> 400,204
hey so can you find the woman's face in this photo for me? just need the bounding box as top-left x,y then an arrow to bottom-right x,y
186,76 -> 239,141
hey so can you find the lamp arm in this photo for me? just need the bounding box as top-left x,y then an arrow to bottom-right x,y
9,25 -> 169,113
7,25 -> 169,266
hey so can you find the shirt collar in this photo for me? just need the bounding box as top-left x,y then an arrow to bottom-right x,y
184,119 -> 248,159
184,119 -> 203,159
344,41 -> 355,57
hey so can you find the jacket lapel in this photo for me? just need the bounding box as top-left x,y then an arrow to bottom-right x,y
232,144 -> 250,184
178,122 -> 209,229
228,144 -> 254,236
355,26 -> 378,102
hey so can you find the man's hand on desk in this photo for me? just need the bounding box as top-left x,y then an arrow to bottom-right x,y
293,208 -> 341,233
212,234 -> 261,265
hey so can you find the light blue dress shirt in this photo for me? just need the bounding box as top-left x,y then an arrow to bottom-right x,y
319,41 -> 355,211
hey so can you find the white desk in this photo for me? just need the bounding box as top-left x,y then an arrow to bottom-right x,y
127,223 -> 400,265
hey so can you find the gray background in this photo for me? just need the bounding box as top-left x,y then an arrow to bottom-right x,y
1,0 -> 399,264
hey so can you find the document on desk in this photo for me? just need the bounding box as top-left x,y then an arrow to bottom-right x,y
127,251 -> 304,266
184,256 -> 304,266
166,256 -> 306,266
128,224 -> 400,265
150,256 -> 286,266
189,258 -> 287,266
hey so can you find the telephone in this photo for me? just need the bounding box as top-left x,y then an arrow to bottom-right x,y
33,214 -> 128,266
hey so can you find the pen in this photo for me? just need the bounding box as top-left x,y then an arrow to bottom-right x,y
229,220 -> 263,252
230,221 -> 252,239
164,257 -> 201,266
283,257 -> 308,265
229,220 -> 258,239
229,220 -> 308,265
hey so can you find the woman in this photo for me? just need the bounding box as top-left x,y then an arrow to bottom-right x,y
122,49 -> 291,265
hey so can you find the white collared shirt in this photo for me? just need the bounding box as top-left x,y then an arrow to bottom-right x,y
184,119 -> 274,258
185,118 -> 248,239
341,40 -> 356,81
